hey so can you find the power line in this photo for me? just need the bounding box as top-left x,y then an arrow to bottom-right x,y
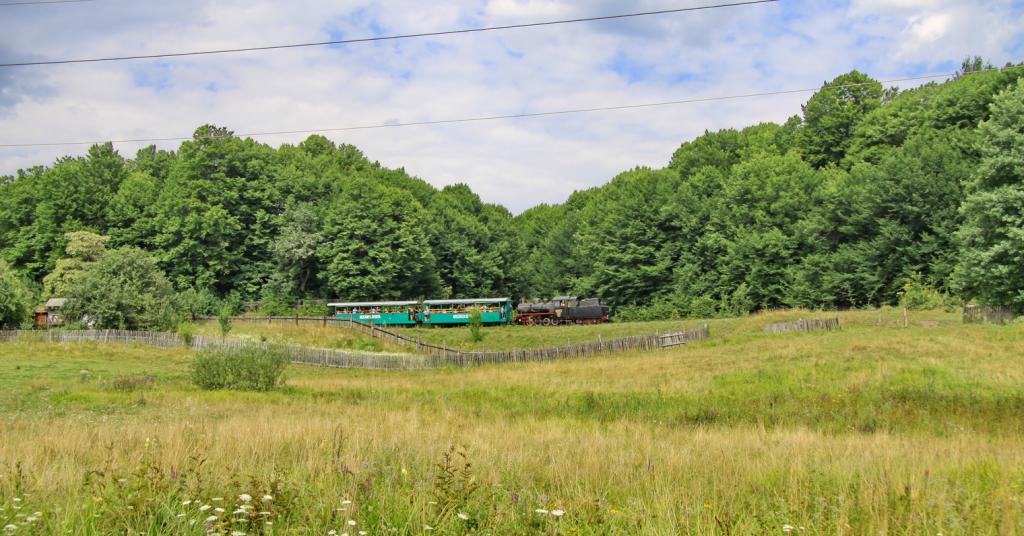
0,73 -> 952,149
0,0 -> 778,67
0,0 -> 93,6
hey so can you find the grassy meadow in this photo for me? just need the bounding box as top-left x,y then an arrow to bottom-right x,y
2,309 -> 1024,534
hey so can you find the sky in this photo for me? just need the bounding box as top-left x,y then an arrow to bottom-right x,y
1,0 -> 1022,212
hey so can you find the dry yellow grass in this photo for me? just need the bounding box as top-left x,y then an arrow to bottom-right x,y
1,309 -> 1023,534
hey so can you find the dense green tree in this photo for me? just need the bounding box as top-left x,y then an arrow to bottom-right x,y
317,177 -> 439,300
42,231 -> 109,298
800,71 -> 884,168
148,126 -> 277,296
953,79 -> 1024,311
63,247 -> 175,329
0,260 -> 32,329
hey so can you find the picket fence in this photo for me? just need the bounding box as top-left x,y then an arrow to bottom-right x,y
763,317 -> 841,334
962,304 -> 1016,324
0,323 -> 710,371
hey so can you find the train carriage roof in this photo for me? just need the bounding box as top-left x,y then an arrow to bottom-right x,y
328,301 -> 419,308
422,298 -> 510,305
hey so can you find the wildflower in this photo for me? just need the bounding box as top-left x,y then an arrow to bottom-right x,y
9,499 -> 19,502
199,505 -> 212,512
341,500 -> 352,506
423,525 -> 433,531
233,509 -> 247,515
261,495 -> 273,502
265,522 -> 273,526
212,497 -> 224,502
205,515 -> 218,523
3,525 -> 16,533
176,514 -> 186,518
231,532 -> 246,536
258,512 -> 270,516
238,494 -> 252,503
551,509 -> 565,517
359,532 -> 367,536
457,513 -> 469,521
214,507 -> 226,514
783,525 -> 794,533
535,509 -> 549,515
347,520 -> 357,526
328,531 -> 338,536
183,500 -> 193,506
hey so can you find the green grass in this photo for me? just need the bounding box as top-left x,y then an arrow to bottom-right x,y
1,309 -> 1023,534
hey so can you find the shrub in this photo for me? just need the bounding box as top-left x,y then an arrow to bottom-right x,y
217,304 -> 233,338
899,273 -> 960,311
63,247 -> 174,330
191,346 -> 289,391
468,307 -> 484,342
177,323 -> 195,347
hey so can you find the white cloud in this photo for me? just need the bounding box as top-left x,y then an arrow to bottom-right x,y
0,0 -> 1021,212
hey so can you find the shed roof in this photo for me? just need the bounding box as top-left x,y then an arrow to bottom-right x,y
45,298 -> 67,308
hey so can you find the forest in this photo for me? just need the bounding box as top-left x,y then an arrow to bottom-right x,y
1,59 -> 1023,328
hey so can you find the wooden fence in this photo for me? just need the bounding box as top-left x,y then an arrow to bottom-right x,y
0,329 -> 433,370
763,317 -> 841,334
963,304 -> 1017,324
0,323 -> 711,370
206,316 -> 711,360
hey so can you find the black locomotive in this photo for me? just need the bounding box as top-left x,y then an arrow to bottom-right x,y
515,296 -> 610,325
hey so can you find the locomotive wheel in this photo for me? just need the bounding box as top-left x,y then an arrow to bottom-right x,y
541,317 -> 553,326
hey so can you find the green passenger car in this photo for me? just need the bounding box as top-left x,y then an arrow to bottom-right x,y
420,298 -> 513,326
329,301 -> 420,326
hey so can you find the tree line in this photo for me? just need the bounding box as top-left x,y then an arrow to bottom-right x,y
1,58 -> 1022,329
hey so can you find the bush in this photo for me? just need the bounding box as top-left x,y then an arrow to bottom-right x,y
899,274 -> 960,312
63,247 -> 174,330
468,307 -> 484,342
0,260 -> 31,329
177,323 -> 195,346
191,346 -> 289,391
217,304 -> 233,338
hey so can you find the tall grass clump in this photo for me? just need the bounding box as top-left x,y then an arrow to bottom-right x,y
217,305 -> 233,338
468,307 -> 485,343
190,346 -> 289,391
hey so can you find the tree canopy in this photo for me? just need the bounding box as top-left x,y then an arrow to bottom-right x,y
2,63 -> 1022,319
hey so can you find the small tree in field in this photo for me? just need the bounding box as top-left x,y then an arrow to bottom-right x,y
468,306 -> 485,343
217,304 -> 233,339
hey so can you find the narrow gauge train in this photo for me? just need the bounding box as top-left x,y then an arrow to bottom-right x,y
515,296 -> 611,325
328,298 -> 513,327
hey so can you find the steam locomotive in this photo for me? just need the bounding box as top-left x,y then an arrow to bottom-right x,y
516,296 -> 611,325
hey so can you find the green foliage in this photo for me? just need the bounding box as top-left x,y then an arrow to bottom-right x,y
0,260 -> 31,329
217,304 -> 233,338
42,231 -> 109,298
799,70 -> 884,168
2,64 -> 1024,319
63,247 -> 175,330
898,274 -> 959,312
467,307 -> 485,342
953,78 -> 1024,312
177,323 -> 195,346
172,286 -> 218,320
190,346 -> 289,391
